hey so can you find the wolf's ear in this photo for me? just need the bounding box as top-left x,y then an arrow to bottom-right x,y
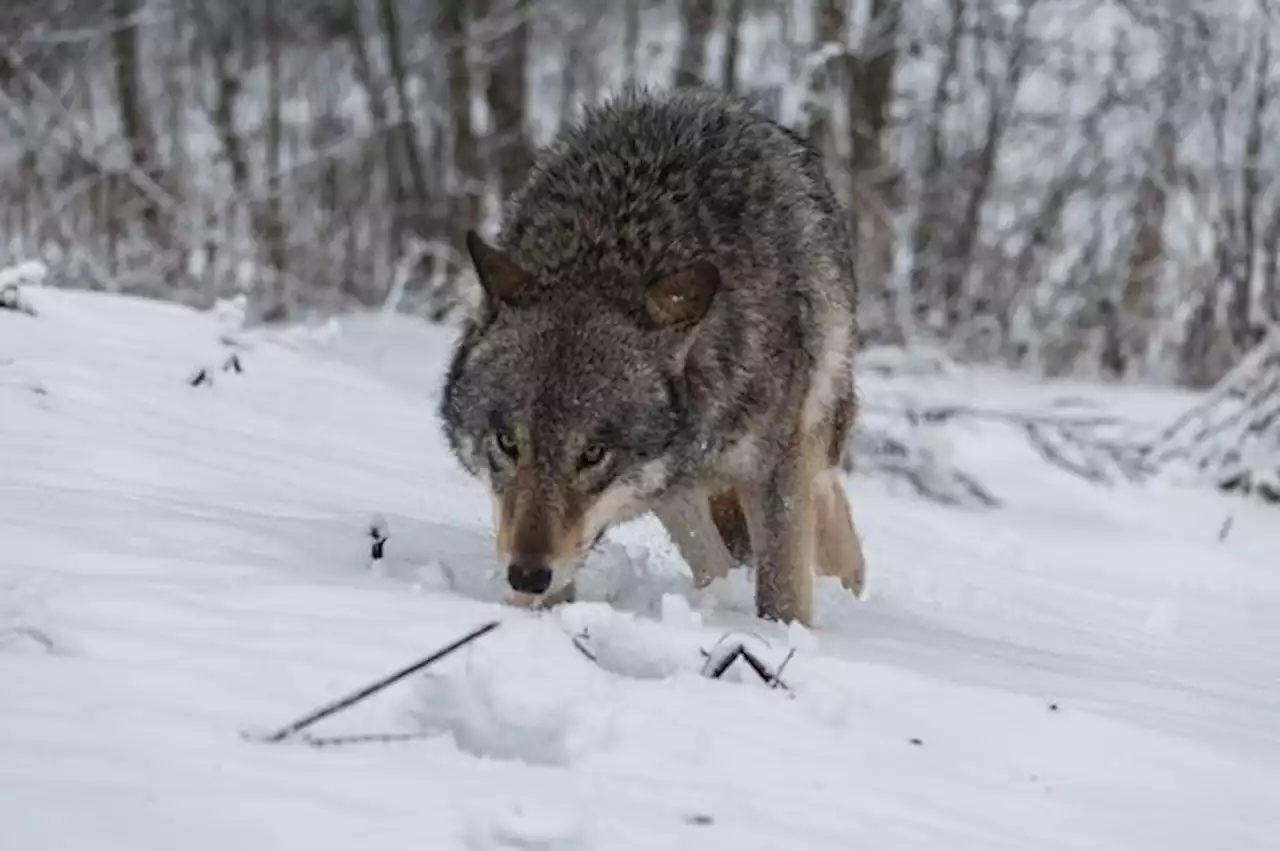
466,230 -> 533,306
644,261 -> 719,327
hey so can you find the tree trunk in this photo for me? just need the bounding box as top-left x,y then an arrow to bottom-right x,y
343,0 -> 407,282
847,0 -> 901,344
481,0 -> 533,207
673,0 -> 715,89
806,0 -> 848,159
1121,15 -> 1182,378
907,0 -> 963,329
848,0 -> 898,182
111,0 -> 162,237
377,0 -> 436,238
624,0 -> 642,83
1229,29 -> 1270,349
944,0 -> 1034,331
260,0 -> 288,320
435,0 -> 485,316
721,0 -> 747,93
1262,203 -> 1280,324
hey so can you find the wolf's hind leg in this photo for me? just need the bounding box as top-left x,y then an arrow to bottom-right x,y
739,439 -> 817,627
708,487 -> 752,565
711,471 -> 865,598
654,488 -> 738,589
812,469 -> 866,597
811,390 -> 867,598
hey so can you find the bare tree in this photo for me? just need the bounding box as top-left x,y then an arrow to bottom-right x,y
623,0 -> 642,83
721,0 -> 748,93
377,0 -> 436,241
433,0 -> 484,314
259,0 -> 288,320
480,0 -> 533,207
906,0 -> 964,330
1109,9 -> 1184,378
673,0 -> 715,89
111,0 -> 164,244
847,0 -> 901,344
946,0 -> 1037,333
805,0 -> 850,170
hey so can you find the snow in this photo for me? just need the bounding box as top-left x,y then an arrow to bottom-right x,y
3,286 -> 1280,850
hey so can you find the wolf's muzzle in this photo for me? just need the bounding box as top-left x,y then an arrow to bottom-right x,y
507,561 -> 553,595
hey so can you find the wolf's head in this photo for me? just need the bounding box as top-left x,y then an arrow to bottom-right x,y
440,232 -> 718,604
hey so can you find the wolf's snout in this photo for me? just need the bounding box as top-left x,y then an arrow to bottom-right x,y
507,561 -> 553,595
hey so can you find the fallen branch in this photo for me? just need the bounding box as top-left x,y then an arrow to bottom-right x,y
699,632 -> 794,691
851,425 -> 1001,507
246,620 -> 501,744
1140,330 -> 1280,502
846,345 -> 1171,504
866,401 -> 1150,484
298,731 -> 437,749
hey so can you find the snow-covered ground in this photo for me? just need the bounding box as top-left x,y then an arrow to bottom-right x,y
3,287 -> 1279,851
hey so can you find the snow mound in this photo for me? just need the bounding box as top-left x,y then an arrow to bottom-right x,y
409,618 -> 618,766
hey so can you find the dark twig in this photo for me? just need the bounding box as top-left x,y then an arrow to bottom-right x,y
699,633 -> 792,691
771,647 -> 797,688
248,620 -> 501,744
369,517 -> 389,562
300,731 -> 437,748
736,645 -> 781,686
189,353 -> 244,388
702,643 -> 746,680
570,630 -> 598,662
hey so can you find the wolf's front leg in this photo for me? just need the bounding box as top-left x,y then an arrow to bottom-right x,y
739,442 -> 817,627
653,487 -> 738,588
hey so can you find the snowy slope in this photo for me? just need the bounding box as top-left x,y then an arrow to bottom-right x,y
2,288 -> 1279,851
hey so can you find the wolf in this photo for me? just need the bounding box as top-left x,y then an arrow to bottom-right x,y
438,86 -> 866,627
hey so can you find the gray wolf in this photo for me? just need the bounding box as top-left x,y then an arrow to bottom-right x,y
438,86 -> 866,626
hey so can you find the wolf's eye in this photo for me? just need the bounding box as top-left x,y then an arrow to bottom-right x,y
578,442 -> 609,470
493,428 -> 519,460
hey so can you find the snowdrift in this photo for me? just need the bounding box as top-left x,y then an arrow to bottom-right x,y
3,272 -> 1279,851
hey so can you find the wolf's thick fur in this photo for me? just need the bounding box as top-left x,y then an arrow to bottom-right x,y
439,87 -> 866,626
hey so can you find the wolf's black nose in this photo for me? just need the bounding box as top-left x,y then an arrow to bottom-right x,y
507,562 -> 553,595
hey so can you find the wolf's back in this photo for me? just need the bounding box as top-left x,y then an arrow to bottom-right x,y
494,86 -> 857,313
